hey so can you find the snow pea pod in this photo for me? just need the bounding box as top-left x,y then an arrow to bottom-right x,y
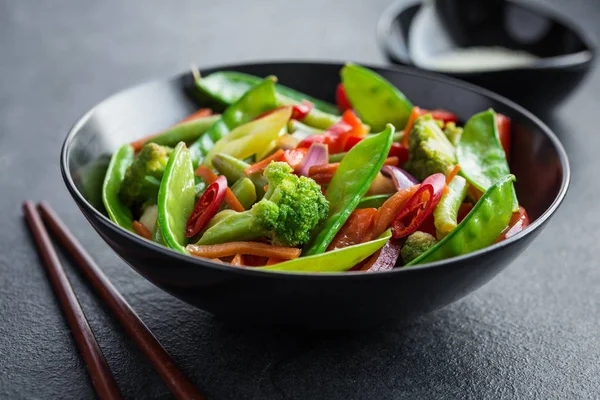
195,70 -> 340,115
407,174 -> 516,266
189,77 -> 278,166
146,115 -> 220,148
433,175 -> 468,239
259,230 -> 391,273
230,178 -> 256,210
212,153 -> 267,199
102,144 -> 134,231
357,194 -> 392,209
457,109 -> 518,210
304,124 -> 395,255
341,63 -> 413,131
157,142 -> 196,253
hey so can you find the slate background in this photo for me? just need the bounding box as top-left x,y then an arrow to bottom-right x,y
1,0 -> 599,398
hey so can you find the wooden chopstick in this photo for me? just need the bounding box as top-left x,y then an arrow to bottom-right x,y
23,201 -> 123,400
37,202 -> 204,400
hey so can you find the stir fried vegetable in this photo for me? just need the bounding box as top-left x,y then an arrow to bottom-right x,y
100,63 -> 530,272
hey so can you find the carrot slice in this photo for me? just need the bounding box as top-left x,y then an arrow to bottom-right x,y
402,106 -> 421,148
132,221 -> 152,240
130,109 -> 213,152
195,166 -> 245,212
327,208 -> 377,251
446,165 -> 461,184
383,156 -> 400,167
186,242 -> 301,259
371,185 -> 420,239
244,149 -> 285,175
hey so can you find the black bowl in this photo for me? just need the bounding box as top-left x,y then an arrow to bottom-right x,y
62,62 -> 569,329
378,0 -> 595,111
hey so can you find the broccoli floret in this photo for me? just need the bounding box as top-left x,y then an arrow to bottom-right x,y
404,115 -> 456,181
444,122 -> 463,146
401,231 -> 438,264
119,143 -> 172,209
197,162 -> 329,247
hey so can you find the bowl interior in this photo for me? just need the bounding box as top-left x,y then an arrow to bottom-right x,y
65,61 -> 567,267
382,0 -> 593,71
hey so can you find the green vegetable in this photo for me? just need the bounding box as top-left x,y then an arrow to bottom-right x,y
118,143 -> 173,210
78,154 -> 110,213
145,115 -> 220,148
189,77 -> 278,166
204,107 -> 291,167
195,70 -> 340,115
276,94 -> 339,130
212,153 -> 268,199
230,178 -> 257,210
198,162 -> 329,247
404,114 -> 456,181
407,175 -> 516,265
457,109 -> 518,211
434,175 -> 468,239
328,151 -> 347,163
341,63 -> 413,131
258,230 -> 392,272
443,122 -> 463,146
357,194 -> 392,209
288,119 -> 324,136
401,231 -> 438,264
157,142 -> 196,253
102,144 -> 135,231
304,124 -> 394,255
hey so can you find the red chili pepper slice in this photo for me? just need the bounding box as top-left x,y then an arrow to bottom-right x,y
391,173 -> 446,238
419,109 -> 458,124
336,83 -> 351,112
185,175 -> 228,238
496,113 -> 511,158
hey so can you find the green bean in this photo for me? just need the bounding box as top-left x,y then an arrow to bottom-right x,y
147,115 -> 220,148
356,194 -> 392,209
433,176 -> 468,239
211,153 -> 267,199
230,178 -> 257,210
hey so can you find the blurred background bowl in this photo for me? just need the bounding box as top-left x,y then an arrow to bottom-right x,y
62,62 -> 569,329
378,0 -> 595,112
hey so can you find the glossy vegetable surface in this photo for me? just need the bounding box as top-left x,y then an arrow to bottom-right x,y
157,142 -> 196,253
341,63 -> 413,131
259,230 -> 392,272
102,144 -> 135,231
304,124 -> 394,255
407,175 -> 516,265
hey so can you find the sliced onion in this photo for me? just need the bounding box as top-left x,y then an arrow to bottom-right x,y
381,165 -> 419,190
297,143 -> 329,177
363,239 -> 402,272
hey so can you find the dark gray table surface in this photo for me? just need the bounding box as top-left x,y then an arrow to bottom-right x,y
1,0 -> 599,398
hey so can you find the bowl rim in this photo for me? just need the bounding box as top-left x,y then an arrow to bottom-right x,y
61,60 -> 570,280
377,0 -> 596,74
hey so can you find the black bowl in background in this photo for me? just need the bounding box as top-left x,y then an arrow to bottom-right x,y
378,0 -> 595,112
62,62 -> 569,329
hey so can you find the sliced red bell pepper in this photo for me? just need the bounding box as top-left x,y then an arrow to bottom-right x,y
283,147 -> 308,171
391,173 -> 446,238
419,109 -> 458,124
388,143 -> 409,165
336,83 -> 352,112
496,206 -> 529,242
496,113 -> 511,157
186,175 -> 228,238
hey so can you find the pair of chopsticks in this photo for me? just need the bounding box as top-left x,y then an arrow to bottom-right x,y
23,202 -> 204,400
